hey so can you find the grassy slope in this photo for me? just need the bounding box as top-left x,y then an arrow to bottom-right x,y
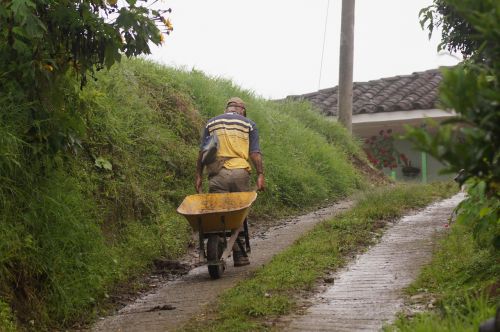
0,58 -> 367,330
387,221 -> 499,331
180,182 -> 457,332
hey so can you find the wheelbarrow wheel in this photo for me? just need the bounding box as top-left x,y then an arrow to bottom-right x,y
207,234 -> 225,279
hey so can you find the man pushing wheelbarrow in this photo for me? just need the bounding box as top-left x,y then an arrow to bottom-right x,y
177,97 -> 265,278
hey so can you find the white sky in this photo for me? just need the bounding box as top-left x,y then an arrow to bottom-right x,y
148,0 -> 461,100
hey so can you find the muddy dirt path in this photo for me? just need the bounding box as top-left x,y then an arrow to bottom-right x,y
278,193 -> 464,332
91,200 -> 354,332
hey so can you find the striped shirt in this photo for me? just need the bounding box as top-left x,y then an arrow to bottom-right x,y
200,112 -> 260,171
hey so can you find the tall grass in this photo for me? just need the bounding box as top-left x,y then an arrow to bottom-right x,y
121,59 -> 366,216
0,58 -> 367,330
275,100 -> 364,157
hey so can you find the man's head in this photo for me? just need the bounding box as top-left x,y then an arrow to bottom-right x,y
225,97 -> 246,116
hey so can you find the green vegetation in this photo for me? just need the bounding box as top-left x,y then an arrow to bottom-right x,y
384,2 -> 500,330
181,182 -> 457,332
0,0 -> 171,90
388,221 -> 499,332
392,2 -> 500,328
0,58 -> 366,330
411,0 -> 499,248
274,100 -> 364,158
1,1 -> 175,326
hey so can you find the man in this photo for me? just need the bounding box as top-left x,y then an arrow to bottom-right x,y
195,97 -> 265,266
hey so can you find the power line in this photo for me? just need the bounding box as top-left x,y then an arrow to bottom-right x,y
318,0 -> 330,90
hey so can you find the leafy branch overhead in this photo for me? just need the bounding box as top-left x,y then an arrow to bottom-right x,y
411,0 -> 499,194
418,1 -> 481,57
0,0 -> 173,88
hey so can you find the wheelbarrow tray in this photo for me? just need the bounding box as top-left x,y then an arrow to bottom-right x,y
177,192 -> 257,233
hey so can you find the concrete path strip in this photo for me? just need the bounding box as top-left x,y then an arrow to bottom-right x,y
91,199 -> 354,332
279,193 -> 465,332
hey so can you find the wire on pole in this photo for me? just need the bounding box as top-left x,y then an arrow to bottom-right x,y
318,0 -> 330,90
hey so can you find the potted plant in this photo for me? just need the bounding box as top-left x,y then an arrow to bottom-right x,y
399,153 -> 420,178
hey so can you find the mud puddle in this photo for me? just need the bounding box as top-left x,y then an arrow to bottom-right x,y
278,193 -> 464,332
90,199 -> 354,332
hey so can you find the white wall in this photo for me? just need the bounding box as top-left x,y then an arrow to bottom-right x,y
352,110 -> 456,182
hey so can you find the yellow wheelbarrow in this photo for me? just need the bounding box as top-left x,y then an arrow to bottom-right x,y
177,192 -> 257,279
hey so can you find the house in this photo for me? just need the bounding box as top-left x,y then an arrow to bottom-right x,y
287,68 -> 455,182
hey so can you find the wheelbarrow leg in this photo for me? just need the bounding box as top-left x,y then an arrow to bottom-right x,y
198,218 -> 206,262
220,226 -> 244,263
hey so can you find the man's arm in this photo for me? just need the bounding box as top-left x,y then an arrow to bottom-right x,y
195,151 -> 204,193
250,152 -> 265,191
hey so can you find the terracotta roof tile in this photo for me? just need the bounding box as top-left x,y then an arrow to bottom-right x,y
287,68 -> 444,116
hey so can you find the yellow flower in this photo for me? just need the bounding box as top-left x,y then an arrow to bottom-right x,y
165,18 -> 173,31
43,64 -> 54,72
159,33 -> 165,44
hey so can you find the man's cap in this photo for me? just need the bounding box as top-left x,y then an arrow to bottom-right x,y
226,97 -> 246,110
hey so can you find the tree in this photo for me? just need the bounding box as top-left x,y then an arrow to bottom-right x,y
419,0 -> 481,58
0,0 -> 173,89
407,0 -> 499,248
0,0 -> 173,161
0,3 -> 174,328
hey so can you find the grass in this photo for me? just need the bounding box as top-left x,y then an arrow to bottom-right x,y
180,182 -> 457,332
386,219 -> 499,332
0,58 -> 368,330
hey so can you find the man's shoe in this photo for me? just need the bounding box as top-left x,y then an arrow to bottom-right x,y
233,250 -> 250,267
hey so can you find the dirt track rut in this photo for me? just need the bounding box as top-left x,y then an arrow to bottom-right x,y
279,193 -> 464,331
91,200 -> 354,332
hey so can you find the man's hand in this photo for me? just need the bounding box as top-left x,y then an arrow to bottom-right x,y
195,173 -> 203,193
250,152 -> 265,191
256,173 -> 265,191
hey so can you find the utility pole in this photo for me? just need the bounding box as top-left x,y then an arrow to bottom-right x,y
338,0 -> 355,133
